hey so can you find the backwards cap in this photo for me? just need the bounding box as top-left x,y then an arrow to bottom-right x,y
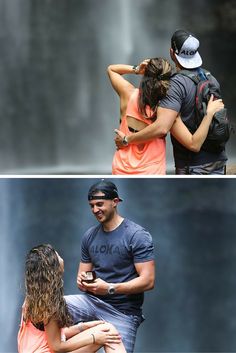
171,29 -> 202,69
88,180 -> 123,202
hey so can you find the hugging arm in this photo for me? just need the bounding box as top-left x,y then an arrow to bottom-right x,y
170,95 -> 224,152
115,106 -> 178,148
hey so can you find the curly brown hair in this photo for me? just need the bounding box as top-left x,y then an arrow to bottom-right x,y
24,244 -> 72,328
138,57 -> 173,120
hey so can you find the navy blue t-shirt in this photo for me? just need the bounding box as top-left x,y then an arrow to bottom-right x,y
80,218 -> 154,315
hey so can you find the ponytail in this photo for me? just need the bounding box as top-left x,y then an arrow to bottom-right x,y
138,58 -> 172,120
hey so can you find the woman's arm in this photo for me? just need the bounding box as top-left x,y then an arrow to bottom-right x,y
107,60 -> 150,120
63,321 -> 105,340
170,95 -> 224,152
107,60 -> 148,97
107,65 -> 136,96
45,320 -> 122,353
45,319 -> 95,352
107,65 -> 136,118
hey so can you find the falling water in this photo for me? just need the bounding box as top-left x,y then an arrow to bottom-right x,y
0,181 -> 25,352
0,0 -> 234,174
0,182 -> 11,350
1,178 -> 236,352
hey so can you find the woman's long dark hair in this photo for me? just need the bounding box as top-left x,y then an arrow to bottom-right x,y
24,244 -> 72,328
138,58 -> 172,120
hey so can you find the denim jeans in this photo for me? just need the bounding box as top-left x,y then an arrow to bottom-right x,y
65,294 -> 144,353
175,160 -> 226,175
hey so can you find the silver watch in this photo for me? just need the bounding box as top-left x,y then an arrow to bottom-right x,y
122,135 -> 129,146
107,285 -> 116,295
132,65 -> 139,74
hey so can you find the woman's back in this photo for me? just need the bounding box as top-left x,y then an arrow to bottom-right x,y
18,315 -> 54,353
112,89 -> 166,174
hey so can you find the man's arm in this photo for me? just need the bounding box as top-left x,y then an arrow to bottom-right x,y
115,107 -> 178,148
114,260 -> 155,294
81,260 -> 155,295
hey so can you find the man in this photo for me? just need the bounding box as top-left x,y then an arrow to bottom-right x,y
65,180 -> 155,353
115,29 -> 227,174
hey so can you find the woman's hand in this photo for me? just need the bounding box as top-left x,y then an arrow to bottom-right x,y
93,331 -> 121,348
92,323 -> 122,349
206,95 -> 224,117
80,320 -> 105,330
136,59 -> 150,75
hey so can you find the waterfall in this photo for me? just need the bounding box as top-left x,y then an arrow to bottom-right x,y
0,181 -> 25,351
0,0 -> 234,173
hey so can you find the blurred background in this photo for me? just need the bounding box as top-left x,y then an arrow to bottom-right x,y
1,177 -> 236,352
0,0 -> 235,174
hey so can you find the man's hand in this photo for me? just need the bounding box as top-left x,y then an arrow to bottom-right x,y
77,271 -> 88,292
81,278 -> 110,295
114,129 -> 127,150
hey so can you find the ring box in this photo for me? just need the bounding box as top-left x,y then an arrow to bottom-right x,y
82,271 -> 96,283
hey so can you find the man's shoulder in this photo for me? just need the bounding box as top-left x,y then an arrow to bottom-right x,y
123,218 -> 151,237
164,70 -> 197,99
170,71 -> 196,89
158,71 -> 195,111
83,224 -> 101,238
173,68 -> 220,86
123,218 -> 144,231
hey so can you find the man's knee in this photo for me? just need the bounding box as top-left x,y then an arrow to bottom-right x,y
64,294 -> 73,304
64,294 -> 83,306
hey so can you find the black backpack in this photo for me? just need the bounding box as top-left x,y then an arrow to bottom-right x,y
179,68 -> 232,153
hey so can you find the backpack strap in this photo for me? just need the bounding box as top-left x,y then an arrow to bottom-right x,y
178,68 -> 211,84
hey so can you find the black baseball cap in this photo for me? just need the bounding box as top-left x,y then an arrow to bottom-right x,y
88,180 -> 123,202
171,29 -> 202,69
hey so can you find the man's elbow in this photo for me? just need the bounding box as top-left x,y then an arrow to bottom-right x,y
188,144 -> 201,153
150,278 -> 155,290
51,345 -> 61,353
156,126 -> 169,138
145,277 -> 155,291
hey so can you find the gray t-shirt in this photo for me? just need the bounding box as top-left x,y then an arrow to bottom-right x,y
80,218 -> 154,315
159,71 -> 227,167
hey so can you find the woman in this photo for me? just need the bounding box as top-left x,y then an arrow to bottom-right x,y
107,58 -> 224,174
18,244 -> 126,353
